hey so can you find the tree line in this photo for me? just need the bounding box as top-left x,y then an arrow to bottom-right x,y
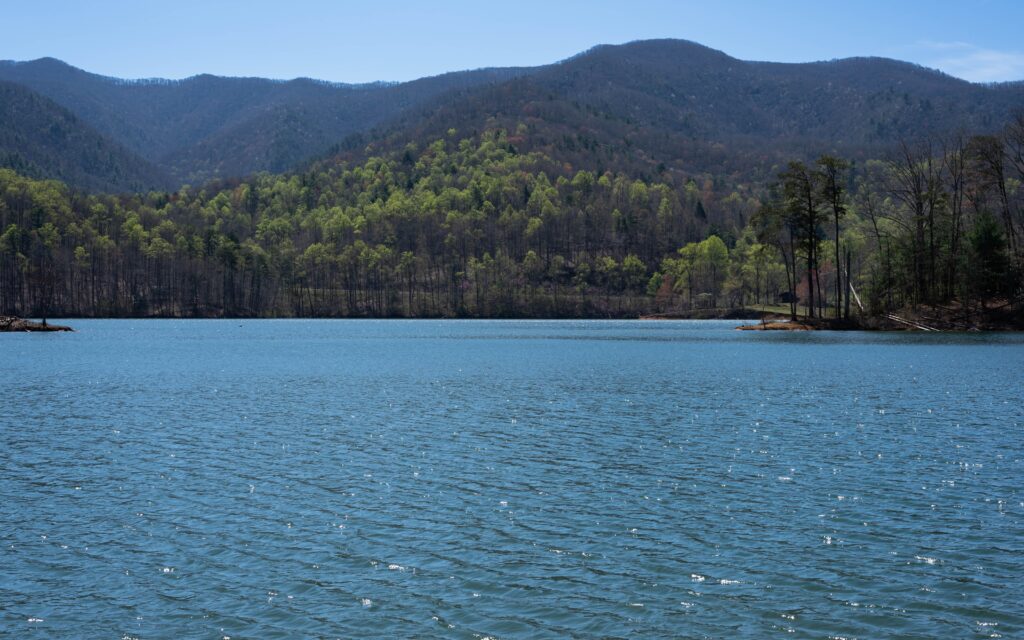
1,121 -> 1021,320
749,119 -> 1022,322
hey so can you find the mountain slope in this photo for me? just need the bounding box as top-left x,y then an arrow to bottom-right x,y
334,40 -> 1024,177
0,58 -> 535,184
0,80 -> 167,191
2,40 -> 1022,190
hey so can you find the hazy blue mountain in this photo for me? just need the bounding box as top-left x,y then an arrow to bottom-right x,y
0,80 -> 167,191
2,40 -> 1021,190
0,58 -> 534,184
337,39 -> 1024,177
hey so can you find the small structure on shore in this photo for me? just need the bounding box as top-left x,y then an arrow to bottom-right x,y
0,316 -> 73,332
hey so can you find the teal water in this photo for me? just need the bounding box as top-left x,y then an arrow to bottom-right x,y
1,320 -> 1022,639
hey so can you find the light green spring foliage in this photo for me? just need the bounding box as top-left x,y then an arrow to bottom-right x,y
0,126 -> 1017,318
2,128 -> 757,316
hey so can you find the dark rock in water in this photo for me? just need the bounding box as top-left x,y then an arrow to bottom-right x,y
0,316 -> 73,332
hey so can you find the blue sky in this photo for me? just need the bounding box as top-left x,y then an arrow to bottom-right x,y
4,0 -> 1024,83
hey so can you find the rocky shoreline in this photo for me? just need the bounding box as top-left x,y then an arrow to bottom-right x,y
0,316 -> 73,332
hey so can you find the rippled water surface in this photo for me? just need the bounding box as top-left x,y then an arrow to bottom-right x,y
2,320 -> 1023,638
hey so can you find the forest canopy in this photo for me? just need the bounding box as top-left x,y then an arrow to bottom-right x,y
1,118 -> 1021,323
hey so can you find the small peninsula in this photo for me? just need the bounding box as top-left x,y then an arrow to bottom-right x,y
0,316 -> 73,332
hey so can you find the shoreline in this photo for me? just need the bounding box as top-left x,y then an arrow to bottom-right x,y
2,311 -> 1019,332
0,316 -> 74,332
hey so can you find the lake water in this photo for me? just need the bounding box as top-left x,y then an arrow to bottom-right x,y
2,320 -> 1022,638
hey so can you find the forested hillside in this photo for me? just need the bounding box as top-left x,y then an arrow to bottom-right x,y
1,115 -> 1021,322
2,40 -> 1022,191
0,39 -> 1020,323
0,58 -> 534,186
335,40 -> 1024,179
0,81 -> 167,191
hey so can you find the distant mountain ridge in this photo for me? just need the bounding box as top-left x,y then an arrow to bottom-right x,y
0,57 -> 536,187
1,39 -> 1022,191
0,80 -> 165,191
346,40 -> 1023,174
